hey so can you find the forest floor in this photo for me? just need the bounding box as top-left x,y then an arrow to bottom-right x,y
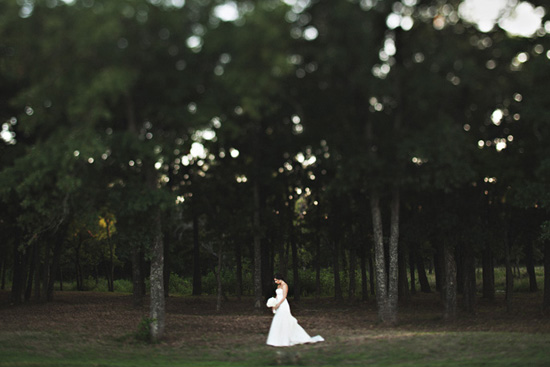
1,290 -> 549,366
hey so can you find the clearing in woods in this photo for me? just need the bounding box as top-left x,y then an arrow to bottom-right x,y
1,291 -> 549,366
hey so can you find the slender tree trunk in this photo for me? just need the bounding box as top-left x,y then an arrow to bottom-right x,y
11,239 -> 26,305
481,246 -> 495,300
333,240 -> 343,301
132,245 -> 143,308
462,242 -> 476,313
543,240 -> 550,311
75,240 -> 83,291
456,245 -> 464,295
371,189 -> 388,319
398,242 -> 409,303
409,244 -> 416,295
360,241 -> 368,301
163,231 -> 171,298
149,210 -> 165,342
47,231 -> 64,302
42,241 -> 51,302
504,232 -> 513,313
369,256 -> 375,296
106,219 -> 114,292
216,242 -> 223,312
416,251 -> 431,293
315,235 -> 321,300
434,242 -> 444,294
192,211 -> 202,296
1,250 -> 6,290
235,241 -> 242,300
443,241 -> 457,320
387,188 -> 400,323
349,247 -> 356,301
525,242 -> 538,292
253,181 -> 263,310
34,242 -> 41,300
25,243 -> 36,302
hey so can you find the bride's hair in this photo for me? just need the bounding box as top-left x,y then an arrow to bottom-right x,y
274,273 -> 285,281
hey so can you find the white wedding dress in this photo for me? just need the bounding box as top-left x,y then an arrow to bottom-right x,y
266,288 -> 324,347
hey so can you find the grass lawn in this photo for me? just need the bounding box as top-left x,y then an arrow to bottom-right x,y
1,290 -> 549,366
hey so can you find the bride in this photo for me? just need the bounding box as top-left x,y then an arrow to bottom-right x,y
266,274 -> 324,347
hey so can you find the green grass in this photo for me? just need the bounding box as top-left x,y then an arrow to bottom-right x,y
1,330 -> 549,366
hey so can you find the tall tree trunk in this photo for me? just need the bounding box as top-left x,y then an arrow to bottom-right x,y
192,211 -> 202,296
462,242 -> 476,313
106,219 -> 114,292
504,231 -> 513,313
371,189 -> 388,320
11,234 -> 27,305
42,241 -> 51,302
34,242 -> 41,300
387,188 -> 400,323
525,242 -> 538,292
25,243 -> 37,302
408,244 -> 416,295
333,240 -> 343,301
253,181 -> 263,310
149,210 -> 165,342
348,247 -> 356,301
315,235 -> 321,300
434,242 -> 444,294
163,231 -> 170,298
443,241 -> 457,320
398,242 -> 409,303
416,250 -> 431,293
215,242 -> 223,312
481,246 -> 495,300
235,241 -> 243,300
47,230 -> 64,302
369,256 -> 375,296
543,240 -> 550,311
75,239 -> 83,291
360,241 -> 368,301
1,250 -> 7,290
132,245 -> 143,308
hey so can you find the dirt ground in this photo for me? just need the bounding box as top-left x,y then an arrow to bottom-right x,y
1,290 -> 549,348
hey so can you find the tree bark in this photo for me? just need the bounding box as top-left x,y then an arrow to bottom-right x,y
525,242 -> 538,292
408,244 -> 416,295
46,230 -> 64,302
371,189 -> 388,320
192,211 -> 202,296
106,218 -> 114,292
443,242 -> 457,320
25,243 -> 37,302
235,241 -> 243,300
315,235 -> 321,300
481,246 -> 495,300
434,242 -> 444,294
149,210 -> 165,342
132,245 -> 143,308
416,250 -> 431,293
360,240 -> 368,301
387,188 -> 400,323
543,240 -> 550,311
333,240 -> 343,301
253,181 -> 263,310
462,242 -> 476,313
349,246 -> 356,301
504,231 -> 513,313
215,242 -> 223,312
